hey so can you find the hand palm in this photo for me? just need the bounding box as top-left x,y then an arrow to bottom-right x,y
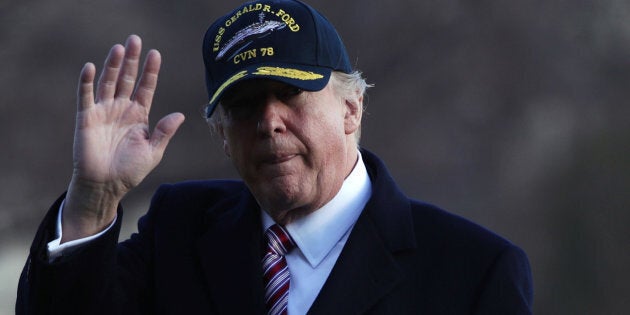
72,35 -> 184,199
75,97 -> 154,192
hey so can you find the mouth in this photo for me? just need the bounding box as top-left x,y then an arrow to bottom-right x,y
261,153 -> 298,164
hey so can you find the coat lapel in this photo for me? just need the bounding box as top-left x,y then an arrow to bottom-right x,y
308,149 -> 418,314
308,213 -> 405,314
195,190 -> 265,314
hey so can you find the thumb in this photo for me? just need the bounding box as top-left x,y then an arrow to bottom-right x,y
150,112 -> 185,156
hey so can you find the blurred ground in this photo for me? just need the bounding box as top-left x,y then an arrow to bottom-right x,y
1,0 -> 629,314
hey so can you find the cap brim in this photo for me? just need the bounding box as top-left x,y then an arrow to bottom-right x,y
205,63 -> 332,118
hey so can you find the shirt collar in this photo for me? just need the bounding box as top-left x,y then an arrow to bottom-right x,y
262,151 -> 372,268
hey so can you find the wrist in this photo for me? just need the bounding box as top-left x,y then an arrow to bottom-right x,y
61,177 -> 122,242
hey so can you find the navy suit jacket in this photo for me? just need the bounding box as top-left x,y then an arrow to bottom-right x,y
17,149 -> 533,314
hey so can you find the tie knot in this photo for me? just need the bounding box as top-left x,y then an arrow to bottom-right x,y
265,224 -> 295,256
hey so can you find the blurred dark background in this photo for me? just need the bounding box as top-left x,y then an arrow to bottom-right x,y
1,0 -> 629,313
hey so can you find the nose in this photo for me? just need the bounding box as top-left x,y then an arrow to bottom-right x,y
256,94 -> 287,136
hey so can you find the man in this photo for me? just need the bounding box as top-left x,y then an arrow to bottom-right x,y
17,0 -> 533,314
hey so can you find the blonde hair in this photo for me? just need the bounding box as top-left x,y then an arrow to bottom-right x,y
329,70 -> 371,143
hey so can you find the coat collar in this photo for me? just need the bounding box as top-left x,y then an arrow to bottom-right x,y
196,187 -> 265,314
308,148 -> 418,314
360,148 -> 417,253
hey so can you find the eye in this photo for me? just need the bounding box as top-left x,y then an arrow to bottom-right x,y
220,96 -> 259,120
276,86 -> 303,101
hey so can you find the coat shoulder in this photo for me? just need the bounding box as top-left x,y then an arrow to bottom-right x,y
131,179 -> 253,243
407,199 -> 517,259
146,179 -> 249,214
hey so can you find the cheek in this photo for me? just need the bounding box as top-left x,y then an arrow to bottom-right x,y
316,111 -> 346,140
223,122 -> 252,152
223,130 -> 250,163
301,117 -> 346,164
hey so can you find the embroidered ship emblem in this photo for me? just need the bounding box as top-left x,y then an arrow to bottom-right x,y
216,13 -> 286,61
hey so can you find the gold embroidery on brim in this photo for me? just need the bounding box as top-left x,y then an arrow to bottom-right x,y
209,70 -> 248,104
254,66 -> 324,80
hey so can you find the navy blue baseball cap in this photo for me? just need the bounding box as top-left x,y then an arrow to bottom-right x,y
202,0 -> 352,117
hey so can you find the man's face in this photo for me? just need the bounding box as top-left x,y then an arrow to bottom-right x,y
218,79 -> 360,224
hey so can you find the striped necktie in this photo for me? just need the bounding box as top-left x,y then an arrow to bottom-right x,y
263,224 -> 296,315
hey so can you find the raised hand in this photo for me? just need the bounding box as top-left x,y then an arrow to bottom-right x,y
62,35 -> 185,242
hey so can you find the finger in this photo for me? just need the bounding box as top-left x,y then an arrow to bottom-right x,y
95,44 -> 125,102
150,112 -> 186,156
115,34 -> 142,99
133,49 -> 162,110
77,62 -> 96,111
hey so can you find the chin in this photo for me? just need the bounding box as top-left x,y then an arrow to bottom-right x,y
257,184 -> 311,214
265,205 -> 314,225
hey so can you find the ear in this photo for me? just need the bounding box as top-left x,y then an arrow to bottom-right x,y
344,92 -> 363,135
215,121 -> 232,158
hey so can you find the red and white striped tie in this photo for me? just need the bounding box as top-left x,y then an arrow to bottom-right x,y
263,224 -> 296,315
